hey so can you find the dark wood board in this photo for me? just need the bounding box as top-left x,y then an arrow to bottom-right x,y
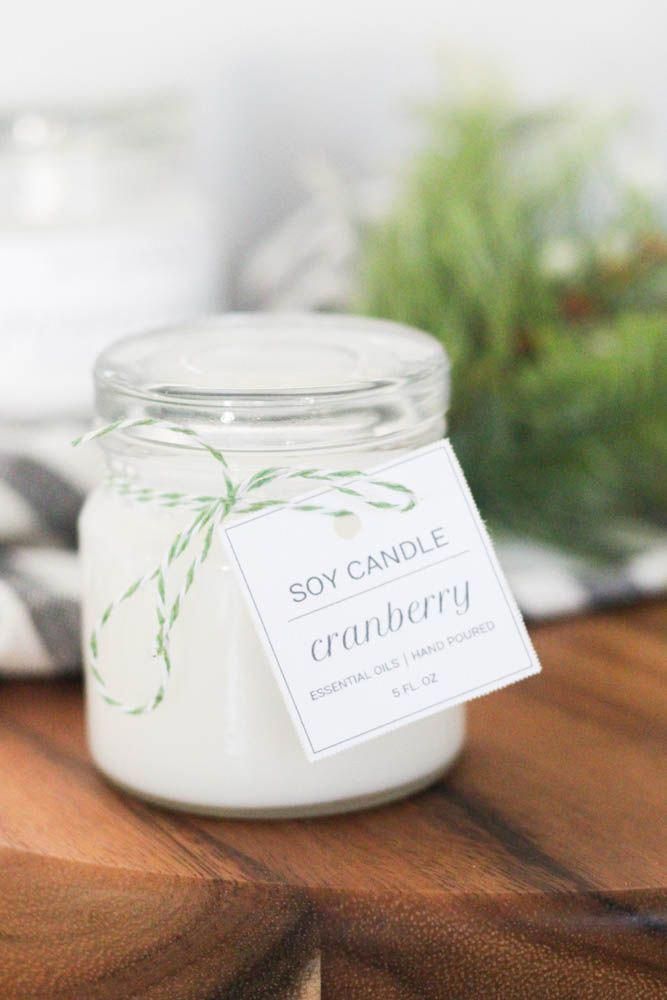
1,602 -> 665,998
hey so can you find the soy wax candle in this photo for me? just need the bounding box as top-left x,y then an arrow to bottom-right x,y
79,314 -> 465,817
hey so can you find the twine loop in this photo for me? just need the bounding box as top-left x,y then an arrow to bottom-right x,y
74,419 -> 417,714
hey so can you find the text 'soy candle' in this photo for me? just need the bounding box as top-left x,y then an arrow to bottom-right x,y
80,315 -> 504,816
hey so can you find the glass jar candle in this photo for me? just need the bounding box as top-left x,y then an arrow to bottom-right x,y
80,314 -> 466,817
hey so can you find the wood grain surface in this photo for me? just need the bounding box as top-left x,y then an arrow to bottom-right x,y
0,602 -> 665,999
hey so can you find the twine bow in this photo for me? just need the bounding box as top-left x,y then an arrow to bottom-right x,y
74,419 -> 417,715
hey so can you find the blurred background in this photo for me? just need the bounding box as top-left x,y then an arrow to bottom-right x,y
0,0 -> 665,676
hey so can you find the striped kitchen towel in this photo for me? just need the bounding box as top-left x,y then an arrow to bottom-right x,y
0,419 -> 98,677
0,546 -> 81,676
0,420 -> 96,546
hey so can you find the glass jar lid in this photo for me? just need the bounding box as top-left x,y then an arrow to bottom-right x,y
95,313 -> 449,455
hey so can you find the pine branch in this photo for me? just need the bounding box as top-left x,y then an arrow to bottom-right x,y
359,99 -> 667,561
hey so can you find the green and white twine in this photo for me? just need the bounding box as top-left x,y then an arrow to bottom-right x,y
74,418 -> 417,716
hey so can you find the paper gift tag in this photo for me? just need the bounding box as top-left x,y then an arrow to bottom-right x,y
221,440 -> 540,761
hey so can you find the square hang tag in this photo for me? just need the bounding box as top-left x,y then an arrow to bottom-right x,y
220,440 -> 541,761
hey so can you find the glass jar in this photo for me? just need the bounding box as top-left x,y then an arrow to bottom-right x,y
79,314 -> 466,817
0,98 -> 223,417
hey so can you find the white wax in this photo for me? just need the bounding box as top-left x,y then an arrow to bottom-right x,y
80,472 -> 465,815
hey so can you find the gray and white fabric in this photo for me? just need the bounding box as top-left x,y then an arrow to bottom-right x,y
0,420 -> 98,677
496,536 -> 667,621
0,546 -> 81,676
0,421 -> 97,544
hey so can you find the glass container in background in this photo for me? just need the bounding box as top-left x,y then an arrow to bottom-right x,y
0,98 -> 224,417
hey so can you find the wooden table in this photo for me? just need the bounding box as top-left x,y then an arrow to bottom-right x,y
1,602 -> 665,999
